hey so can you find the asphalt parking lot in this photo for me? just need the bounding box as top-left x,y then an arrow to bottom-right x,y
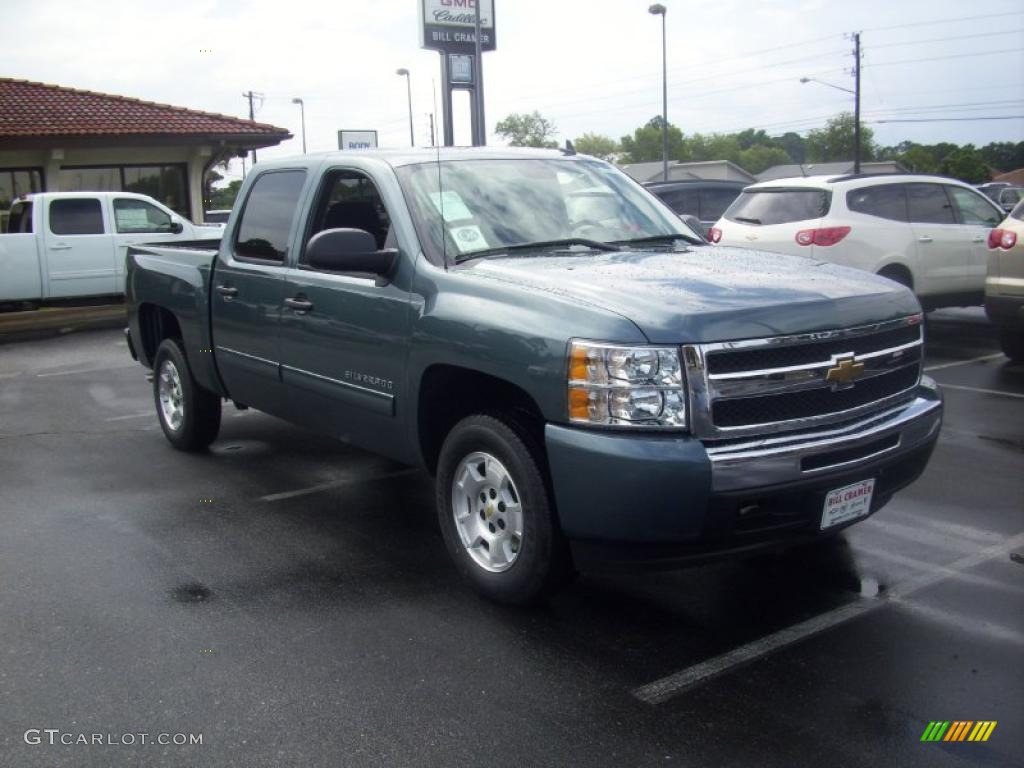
1,308 -> 1021,768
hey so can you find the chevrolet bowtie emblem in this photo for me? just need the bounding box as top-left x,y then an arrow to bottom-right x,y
826,357 -> 865,387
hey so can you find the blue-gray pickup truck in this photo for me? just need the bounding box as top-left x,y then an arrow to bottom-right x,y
125,147 -> 943,604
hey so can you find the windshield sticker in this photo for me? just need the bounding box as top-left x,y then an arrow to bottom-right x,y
429,190 -> 473,222
449,225 -> 488,252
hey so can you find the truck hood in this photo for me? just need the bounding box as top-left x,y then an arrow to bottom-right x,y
462,245 -> 920,343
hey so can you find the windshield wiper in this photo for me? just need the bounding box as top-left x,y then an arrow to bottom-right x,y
733,216 -> 762,224
454,237 -> 620,264
612,233 -> 700,246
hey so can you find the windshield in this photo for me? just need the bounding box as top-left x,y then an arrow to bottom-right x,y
395,158 -> 699,263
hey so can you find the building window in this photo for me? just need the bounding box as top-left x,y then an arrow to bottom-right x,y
58,165 -> 189,219
0,168 -> 44,233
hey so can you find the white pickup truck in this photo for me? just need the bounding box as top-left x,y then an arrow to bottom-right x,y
1,192 -> 220,304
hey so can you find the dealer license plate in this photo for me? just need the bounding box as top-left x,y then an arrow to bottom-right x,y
820,478 -> 875,530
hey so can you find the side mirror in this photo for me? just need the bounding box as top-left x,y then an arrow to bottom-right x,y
679,214 -> 706,241
169,220 -> 184,235
305,228 -> 397,278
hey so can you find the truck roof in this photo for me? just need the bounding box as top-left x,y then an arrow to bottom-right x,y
253,146 -> 586,171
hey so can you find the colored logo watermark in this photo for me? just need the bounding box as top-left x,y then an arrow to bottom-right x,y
921,721 -> 996,742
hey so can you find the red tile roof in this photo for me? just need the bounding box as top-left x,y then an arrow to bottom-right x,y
0,78 -> 290,139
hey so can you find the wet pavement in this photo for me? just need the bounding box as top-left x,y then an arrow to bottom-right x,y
0,308 -> 1021,767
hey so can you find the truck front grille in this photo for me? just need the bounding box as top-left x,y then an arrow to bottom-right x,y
684,316 -> 924,439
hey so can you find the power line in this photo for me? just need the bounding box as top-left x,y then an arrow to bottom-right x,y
870,28 -> 1024,49
867,48 -> 1022,67
862,10 -> 1023,33
871,116 -> 1024,123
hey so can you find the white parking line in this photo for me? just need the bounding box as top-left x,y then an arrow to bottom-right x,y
863,518 -> 980,554
936,383 -> 1024,400
105,412 -> 152,422
259,468 -> 419,502
0,371 -> 23,380
893,600 -> 1024,646
924,353 -> 1004,372
37,364 -> 134,378
631,532 -> 1024,705
855,545 -> 1023,596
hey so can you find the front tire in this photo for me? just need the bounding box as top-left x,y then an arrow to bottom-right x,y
153,338 -> 222,451
436,414 -> 570,605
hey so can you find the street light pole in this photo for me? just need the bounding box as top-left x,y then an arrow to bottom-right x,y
396,68 -> 415,147
291,97 -> 306,154
649,4 -> 668,182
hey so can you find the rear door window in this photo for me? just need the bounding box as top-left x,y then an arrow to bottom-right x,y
657,188 -> 699,216
906,184 -> 955,224
947,187 -> 1003,226
699,188 -> 741,221
724,188 -> 830,225
49,198 -> 105,235
234,170 -> 307,262
846,184 -> 908,222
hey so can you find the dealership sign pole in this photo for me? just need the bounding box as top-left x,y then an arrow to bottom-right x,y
419,0 -> 496,146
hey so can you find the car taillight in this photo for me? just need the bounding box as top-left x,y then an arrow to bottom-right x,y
988,228 -> 1017,249
708,227 -> 722,243
794,226 -> 851,247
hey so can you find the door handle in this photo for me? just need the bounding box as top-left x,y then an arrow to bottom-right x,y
917,236 -> 933,244
50,244 -> 72,250
284,296 -> 314,313
971,236 -> 985,243
215,284 -> 238,299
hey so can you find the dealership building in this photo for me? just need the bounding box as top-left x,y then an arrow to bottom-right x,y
0,78 -> 291,225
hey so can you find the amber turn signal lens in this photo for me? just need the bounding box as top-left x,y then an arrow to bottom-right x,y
568,388 -> 590,420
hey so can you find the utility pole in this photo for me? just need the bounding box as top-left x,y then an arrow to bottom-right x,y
649,5 -> 668,181
473,4 -> 486,145
853,32 -> 862,174
429,112 -> 436,147
243,91 -> 259,165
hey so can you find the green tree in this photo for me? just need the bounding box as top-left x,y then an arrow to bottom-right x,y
574,132 -> 619,160
978,141 -> 1024,172
772,132 -> 806,164
735,128 -> 771,150
209,179 -> 242,210
738,145 -> 793,175
683,133 -> 742,164
898,145 -> 939,174
619,116 -> 685,163
938,148 -> 991,184
804,113 -> 876,164
495,111 -> 559,148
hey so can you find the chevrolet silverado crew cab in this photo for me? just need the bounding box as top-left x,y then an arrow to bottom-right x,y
1,192 -> 220,305
125,148 -> 943,604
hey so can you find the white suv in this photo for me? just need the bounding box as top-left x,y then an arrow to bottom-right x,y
710,174 -> 1005,309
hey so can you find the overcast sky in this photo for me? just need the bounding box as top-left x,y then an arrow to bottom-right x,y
3,0 -> 1022,183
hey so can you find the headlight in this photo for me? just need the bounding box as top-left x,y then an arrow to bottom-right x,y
568,340 -> 686,428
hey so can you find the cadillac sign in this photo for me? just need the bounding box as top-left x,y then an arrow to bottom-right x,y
420,0 -> 496,53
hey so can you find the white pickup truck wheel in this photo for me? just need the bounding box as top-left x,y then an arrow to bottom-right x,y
436,414 -> 570,605
152,339 -> 222,451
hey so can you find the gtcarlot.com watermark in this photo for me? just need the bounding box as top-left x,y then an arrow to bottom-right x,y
24,729 -> 202,746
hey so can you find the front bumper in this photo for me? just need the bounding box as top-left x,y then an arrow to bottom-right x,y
544,379 -> 942,565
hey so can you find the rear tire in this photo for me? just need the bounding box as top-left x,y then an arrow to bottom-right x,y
436,414 -> 571,605
153,338 -> 221,451
999,326 -> 1024,363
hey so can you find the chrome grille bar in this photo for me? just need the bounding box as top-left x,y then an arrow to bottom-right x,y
684,316 -> 924,439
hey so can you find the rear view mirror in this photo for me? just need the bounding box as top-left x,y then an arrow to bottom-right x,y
305,228 -> 397,278
169,220 -> 184,235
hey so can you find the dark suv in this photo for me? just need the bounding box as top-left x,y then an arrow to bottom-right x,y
645,180 -> 747,234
